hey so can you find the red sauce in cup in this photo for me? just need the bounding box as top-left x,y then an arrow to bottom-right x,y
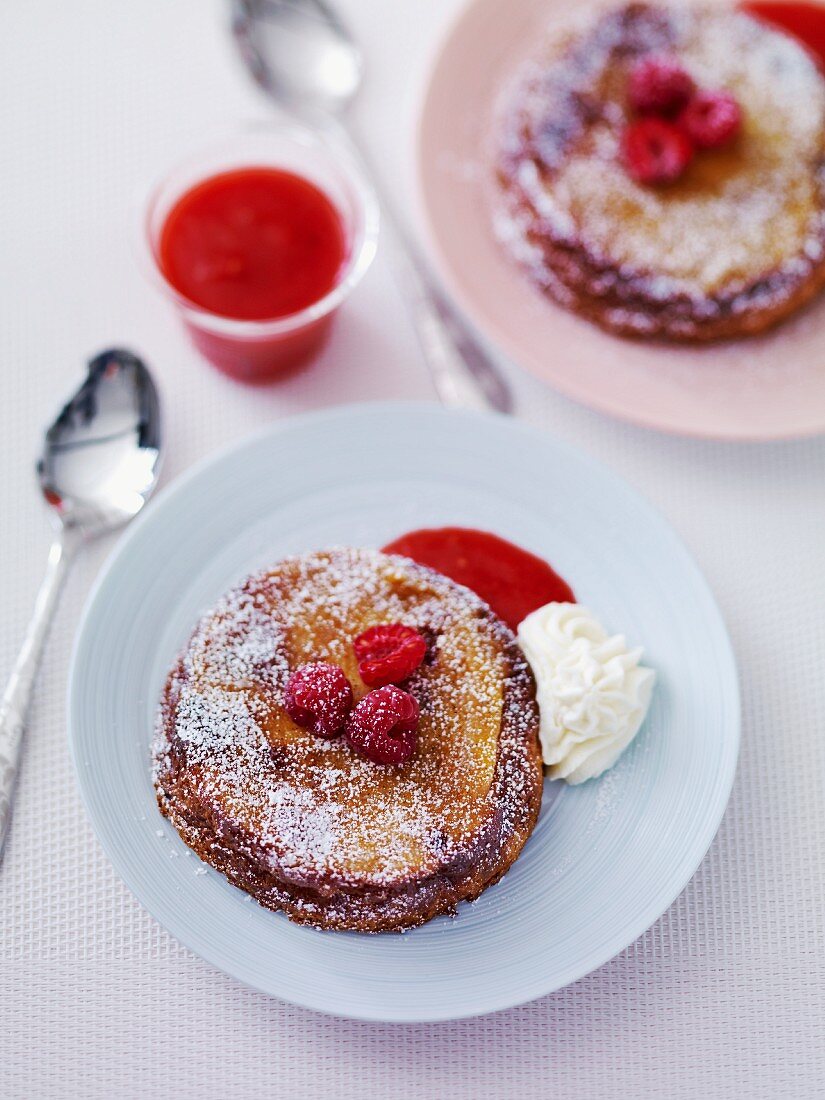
382,527 -> 575,632
159,167 -> 347,321
742,1 -> 825,67
154,166 -> 350,382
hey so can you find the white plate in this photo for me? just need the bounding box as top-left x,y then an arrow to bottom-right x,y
69,402 -> 739,1021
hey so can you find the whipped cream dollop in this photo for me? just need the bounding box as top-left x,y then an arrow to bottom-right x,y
517,603 -> 655,784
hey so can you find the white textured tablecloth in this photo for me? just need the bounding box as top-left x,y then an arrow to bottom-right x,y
2,1 -> 824,1096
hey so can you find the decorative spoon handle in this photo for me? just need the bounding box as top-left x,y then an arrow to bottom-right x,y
344,123 -> 513,414
0,530 -> 78,862
384,205 -> 513,412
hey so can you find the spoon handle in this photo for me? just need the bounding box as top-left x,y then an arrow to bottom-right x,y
0,530 -> 78,862
387,214 -> 513,412
345,124 -> 513,414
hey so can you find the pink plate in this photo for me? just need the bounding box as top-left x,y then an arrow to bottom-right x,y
415,0 -> 825,439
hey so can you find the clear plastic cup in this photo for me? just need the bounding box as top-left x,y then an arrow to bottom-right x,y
141,122 -> 378,383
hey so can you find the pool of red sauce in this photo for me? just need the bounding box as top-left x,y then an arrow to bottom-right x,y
742,2 -> 825,67
159,166 -> 346,322
382,527 -> 574,632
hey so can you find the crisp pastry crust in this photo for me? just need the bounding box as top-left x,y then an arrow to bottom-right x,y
495,2 -> 825,340
153,548 -> 543,932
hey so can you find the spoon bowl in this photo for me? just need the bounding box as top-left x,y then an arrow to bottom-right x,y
38,349 -> 161,534
232,0 -> 362,114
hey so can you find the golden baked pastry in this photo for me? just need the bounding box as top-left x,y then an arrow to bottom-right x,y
495,2 -> 825,340
153,548 -> 542,932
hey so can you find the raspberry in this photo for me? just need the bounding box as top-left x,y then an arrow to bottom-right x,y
345,685 -> 419,765
628,55 -> 695,115
283,662 -> 353,738
621,117 -> 693,185
352,622 -> 427,687
678,90 -> 741,150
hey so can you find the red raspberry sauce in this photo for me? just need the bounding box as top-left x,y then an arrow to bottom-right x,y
381,527 -> 574,632
742,2 -> 825,68
159,167 -> 346,321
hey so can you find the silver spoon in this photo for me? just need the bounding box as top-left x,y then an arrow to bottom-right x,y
230,0 -> 513,414
0,349 -> 161,861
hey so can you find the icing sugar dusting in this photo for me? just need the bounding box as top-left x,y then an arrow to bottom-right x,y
153,548 -> 541,928
493,2 -> 825,336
